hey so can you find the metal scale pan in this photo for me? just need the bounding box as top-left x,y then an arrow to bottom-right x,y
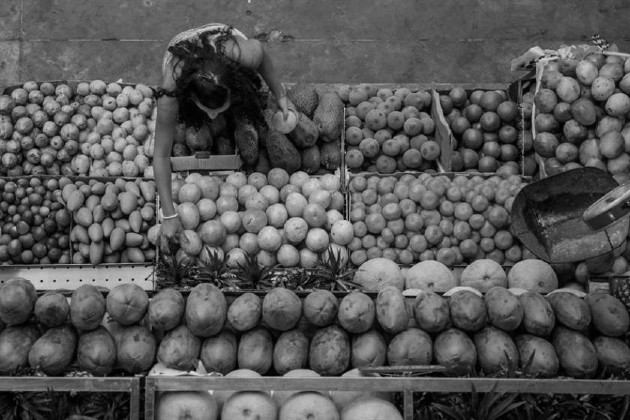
510,167 -> 630,263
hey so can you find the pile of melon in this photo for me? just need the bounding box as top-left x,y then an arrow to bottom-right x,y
523,52 -> 630,181
0,80 -> 154,178
149,169 -> 351,269
340,84 -> 442,174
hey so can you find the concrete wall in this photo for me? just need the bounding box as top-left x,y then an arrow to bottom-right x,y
1,0 -> 630,87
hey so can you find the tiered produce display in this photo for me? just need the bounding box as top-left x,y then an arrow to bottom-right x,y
523,52 -> 630,182
3,50 -> 630,420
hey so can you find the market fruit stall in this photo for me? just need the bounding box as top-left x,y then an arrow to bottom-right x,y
3,46 -> 630,420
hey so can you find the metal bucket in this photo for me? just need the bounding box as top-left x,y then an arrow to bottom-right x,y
510,167 -> 629,263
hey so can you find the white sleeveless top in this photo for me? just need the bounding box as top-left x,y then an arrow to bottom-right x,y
162,23 -> 248,73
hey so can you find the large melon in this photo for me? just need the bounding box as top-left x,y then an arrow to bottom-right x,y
262,287 -> 302,332
519,292 -> 555,336
200,330 -> 237,375
337,292 -> 375,334
238,327 -> 273,375
448,289 -> 487,332
340,396 -> 402,420
413,291 -> 451,333
28,324 -> 77,375
117,324 -> 157,374
586,292 -> 630,337
375,286 -> 408,334
279,391 -> 340,420
34,291 -> 70,328
156,391 -> 218,420
70,284 -> 106,331
148,288 -> 185,332
309,325 -> 350,376
433,328 -> 477,374
302,290 -> 338,327
387,328 -> 433,366
593,336 -> 630,373
484,286 -> 523,332
353,258 -> 404,291
273,329 -> 310,375
77,326 -> 117,376
474,326 -> 519,374
547,291 -> 591,331
106,283 -> 149,325
157,324 -> 201,371
227,292 -> 262,332
330,369 -> 391,411
0,324 -> 41,374
515,334 -> 559,378
405,260 -> 457,293
0,278 -> 37,325
273,369 -> 322,408
351,329 -> 387,368
507,260 -> 558,293
552,326 -> 598,378
186,283 -> 227,337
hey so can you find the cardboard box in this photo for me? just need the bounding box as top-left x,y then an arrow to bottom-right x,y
170,152 -> 243,172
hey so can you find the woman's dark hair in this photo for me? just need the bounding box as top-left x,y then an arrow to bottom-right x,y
168,26 -> 267,128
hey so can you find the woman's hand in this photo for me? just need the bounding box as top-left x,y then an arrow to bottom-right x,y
159,217 -> 187,255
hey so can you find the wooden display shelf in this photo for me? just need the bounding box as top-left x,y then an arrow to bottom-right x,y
0,263 -> 155,290
144,375 -> 630,420
0,376 -> 142,420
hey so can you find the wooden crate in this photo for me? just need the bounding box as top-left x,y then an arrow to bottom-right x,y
0,376 -> 142,420
144,375 -> 630,420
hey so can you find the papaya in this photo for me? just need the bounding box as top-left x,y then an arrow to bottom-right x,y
186,283 -> 227,337
547,292 -> 591,331
157,324 -> 201,371
265,128 -> 301,174
413,291 -> 451,333
387,328 -> 433,366
375,286 -> 408,335
313,91 -> 344,141
262,287 -> 302,332
433,328 -> 477,375
519,292 -> 555,336
552,326 -> 598,378
593,336 -> 630,373
484,286 -> 523,332
0,324 -> 41,374
448,290 -> 487,332
77,326 -> 117,376
586,292 -> 630,337
148,288 -> 185,332
200,330 -> 237,375
287,83 -> 319,117
70,284 -> 106,331
337,292 -> 375,334
237,326 -> 273,375
300,145 -> 321,174
351,329 -> 387,369
234,120 -> 259,166
319,140 -> 342,171
309,325 -> 350,376
0,278 -> 37,325
34,291 -> 69,328
474,326 -> 519,374
106,283 -> 149,325
515,334 -> 559,378
28,324 -> 77,375
272,329 -> 310,375
288,112 -> 319,148
302,290 -> 338,327
116,325 -> 156,374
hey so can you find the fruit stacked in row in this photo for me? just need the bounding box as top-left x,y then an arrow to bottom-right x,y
346,171 -> 528,267
62,177 -> 157,264
341,84 -> 441,174
0,177 -> 71,265
0,80 -> 154,178
157,371 -> 400,420
150,169 -> 350,269
170,84 -> 344,176
523,53 -> 630,180
440,87 -> 527,175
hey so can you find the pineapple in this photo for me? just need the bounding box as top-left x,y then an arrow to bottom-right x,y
610,277 -> 630,312
154,251 -> 199,291
196,246 -> 239,290
306,246 -> 359,292
232,253 -> 284,290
